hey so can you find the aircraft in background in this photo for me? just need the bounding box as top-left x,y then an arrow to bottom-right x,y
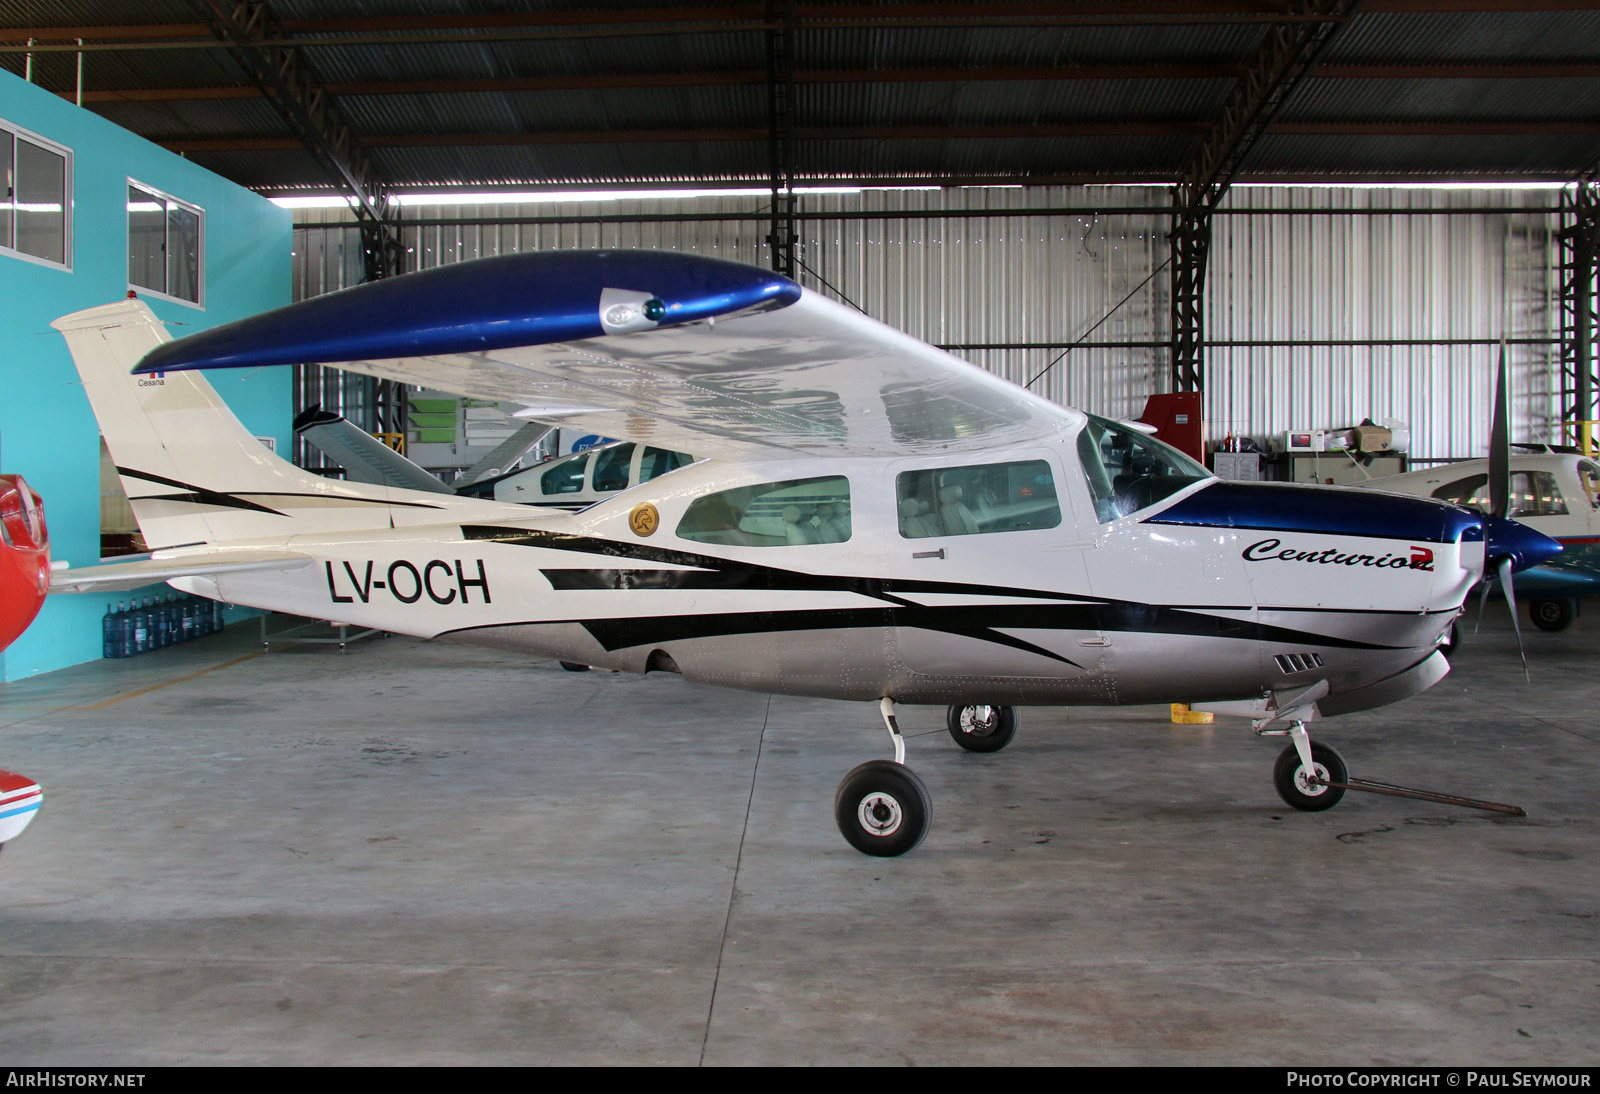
295,405 -> 694,512
0,475 -> 50,651
294,404 -> 552,497
47,251 -> 1558,856
0,474 -> 48,848
456,438 -> 695,509
1352,448 -> 1600,631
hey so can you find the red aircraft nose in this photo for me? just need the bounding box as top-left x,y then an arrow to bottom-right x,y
0,474 -> 50,651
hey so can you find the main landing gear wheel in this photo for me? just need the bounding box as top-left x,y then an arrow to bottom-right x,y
1273,741 -> 1348,812
558,661 -> 591,672
1530,598 -> 1575,632
834,760 -> 932,857
946,704 -> 1018,753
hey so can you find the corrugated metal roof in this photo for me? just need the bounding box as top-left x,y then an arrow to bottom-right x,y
3,3 -> 1599,193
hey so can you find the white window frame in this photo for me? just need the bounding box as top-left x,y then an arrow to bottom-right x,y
126,178 -> 204,309
0,118 -> 73,272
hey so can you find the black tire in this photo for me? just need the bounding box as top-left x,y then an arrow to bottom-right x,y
1440,622 -> 1461,655
945,704 -> 1018,753
558,661 -> 591,672
834,760 -> 933,857
1530,598 -> 1575,632
1273,741 -> 1348,812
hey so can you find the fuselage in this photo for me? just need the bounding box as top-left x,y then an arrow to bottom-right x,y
188,439 -> 1488,711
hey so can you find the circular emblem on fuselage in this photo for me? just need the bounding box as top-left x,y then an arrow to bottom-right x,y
629,503 -> 660,537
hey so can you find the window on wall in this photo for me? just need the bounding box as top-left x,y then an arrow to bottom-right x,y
0,120 -> 71,269
127,181 -> 202,305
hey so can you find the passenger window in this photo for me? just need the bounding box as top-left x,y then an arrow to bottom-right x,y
539,451 -> 592,495
590,443 -> 636,492
1511,470 -> 1567,517
1434,471 -> 1568,517
895,460 -> 1060,538
677,476 -> 851,546
1077,415 -> 1210,522
640,447 -> 692,482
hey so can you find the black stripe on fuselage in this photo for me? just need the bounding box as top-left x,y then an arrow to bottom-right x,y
453,524 -> 1410,655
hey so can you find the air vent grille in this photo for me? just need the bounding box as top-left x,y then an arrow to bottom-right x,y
1274,653 -> 1325,675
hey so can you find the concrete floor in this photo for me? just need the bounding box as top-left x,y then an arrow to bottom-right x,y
0,608 -> 1595,1066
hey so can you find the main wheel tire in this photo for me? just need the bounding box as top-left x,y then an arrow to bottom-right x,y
945,704 -> 1018,753
1530,598 -> 1575,632
1273,741 -> 1348,812
834,760 -> 933,857
1440,621 -> 1461,655
558,661 -> 591,672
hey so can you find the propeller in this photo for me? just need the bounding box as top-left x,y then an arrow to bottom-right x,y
1474,343 -> 1511,638
1473,341 -> 1563,680
1488,340 -> 1511,524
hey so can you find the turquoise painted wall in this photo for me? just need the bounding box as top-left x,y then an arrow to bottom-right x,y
1,70 -> 291,679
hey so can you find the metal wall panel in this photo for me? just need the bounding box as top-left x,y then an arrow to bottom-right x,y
1210,187 -> 1562,464
291,185 -> 1566,466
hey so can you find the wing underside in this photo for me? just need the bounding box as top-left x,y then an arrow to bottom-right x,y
134,251 -> 1082,460
329,292 -> 1080,460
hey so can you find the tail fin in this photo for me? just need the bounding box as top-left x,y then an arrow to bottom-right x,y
53,299 -> 522,550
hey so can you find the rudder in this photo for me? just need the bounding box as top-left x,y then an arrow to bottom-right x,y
53,299 -> 480,550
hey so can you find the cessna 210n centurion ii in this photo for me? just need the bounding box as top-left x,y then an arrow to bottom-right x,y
50,251 -> 1559,856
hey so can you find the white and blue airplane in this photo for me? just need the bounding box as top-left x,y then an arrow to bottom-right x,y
47,250 -> 1559,855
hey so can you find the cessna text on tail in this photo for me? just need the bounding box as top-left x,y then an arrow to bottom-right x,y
49,250 -> 1559,856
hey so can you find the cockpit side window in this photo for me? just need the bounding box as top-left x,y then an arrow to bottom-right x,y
1579,460 -> 1600,509
640,447 -> 692,483
1077,415 -> 1211,522
539,450 -> 592,495
1432,474 -> 1490,510
677,475 -> 851,547
895,461 -> 1060,538
590,443 -> 636,492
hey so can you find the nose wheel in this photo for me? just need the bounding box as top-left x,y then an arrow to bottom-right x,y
1272,738 -> 1348,811
834,760 -> 932,856
834,698 -> 934,856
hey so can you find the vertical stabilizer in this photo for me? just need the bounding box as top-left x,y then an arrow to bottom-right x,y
53,299 -> 520,549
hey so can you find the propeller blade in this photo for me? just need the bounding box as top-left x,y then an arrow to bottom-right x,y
1488,341 -> 1510,520
1498,555 -> 1529,683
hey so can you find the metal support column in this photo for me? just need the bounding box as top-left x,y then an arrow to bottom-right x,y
1560,177 -> 1599,439
1168,0 -> 1359,393
193,0 -> 406,454
1169,206 -> 1212,393
765,0 -> 797,280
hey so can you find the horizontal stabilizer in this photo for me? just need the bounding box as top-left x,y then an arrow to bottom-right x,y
295,406 -> 455,495
50,550 -> 312,593
457,421 -> 554,488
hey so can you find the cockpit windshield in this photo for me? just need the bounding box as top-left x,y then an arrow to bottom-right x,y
1076,414 -> 1212,522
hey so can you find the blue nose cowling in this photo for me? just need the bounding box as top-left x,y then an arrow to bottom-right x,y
1484,514 -> 1563,572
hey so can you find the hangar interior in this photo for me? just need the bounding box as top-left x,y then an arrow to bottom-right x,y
1,0 -> 1598,1067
